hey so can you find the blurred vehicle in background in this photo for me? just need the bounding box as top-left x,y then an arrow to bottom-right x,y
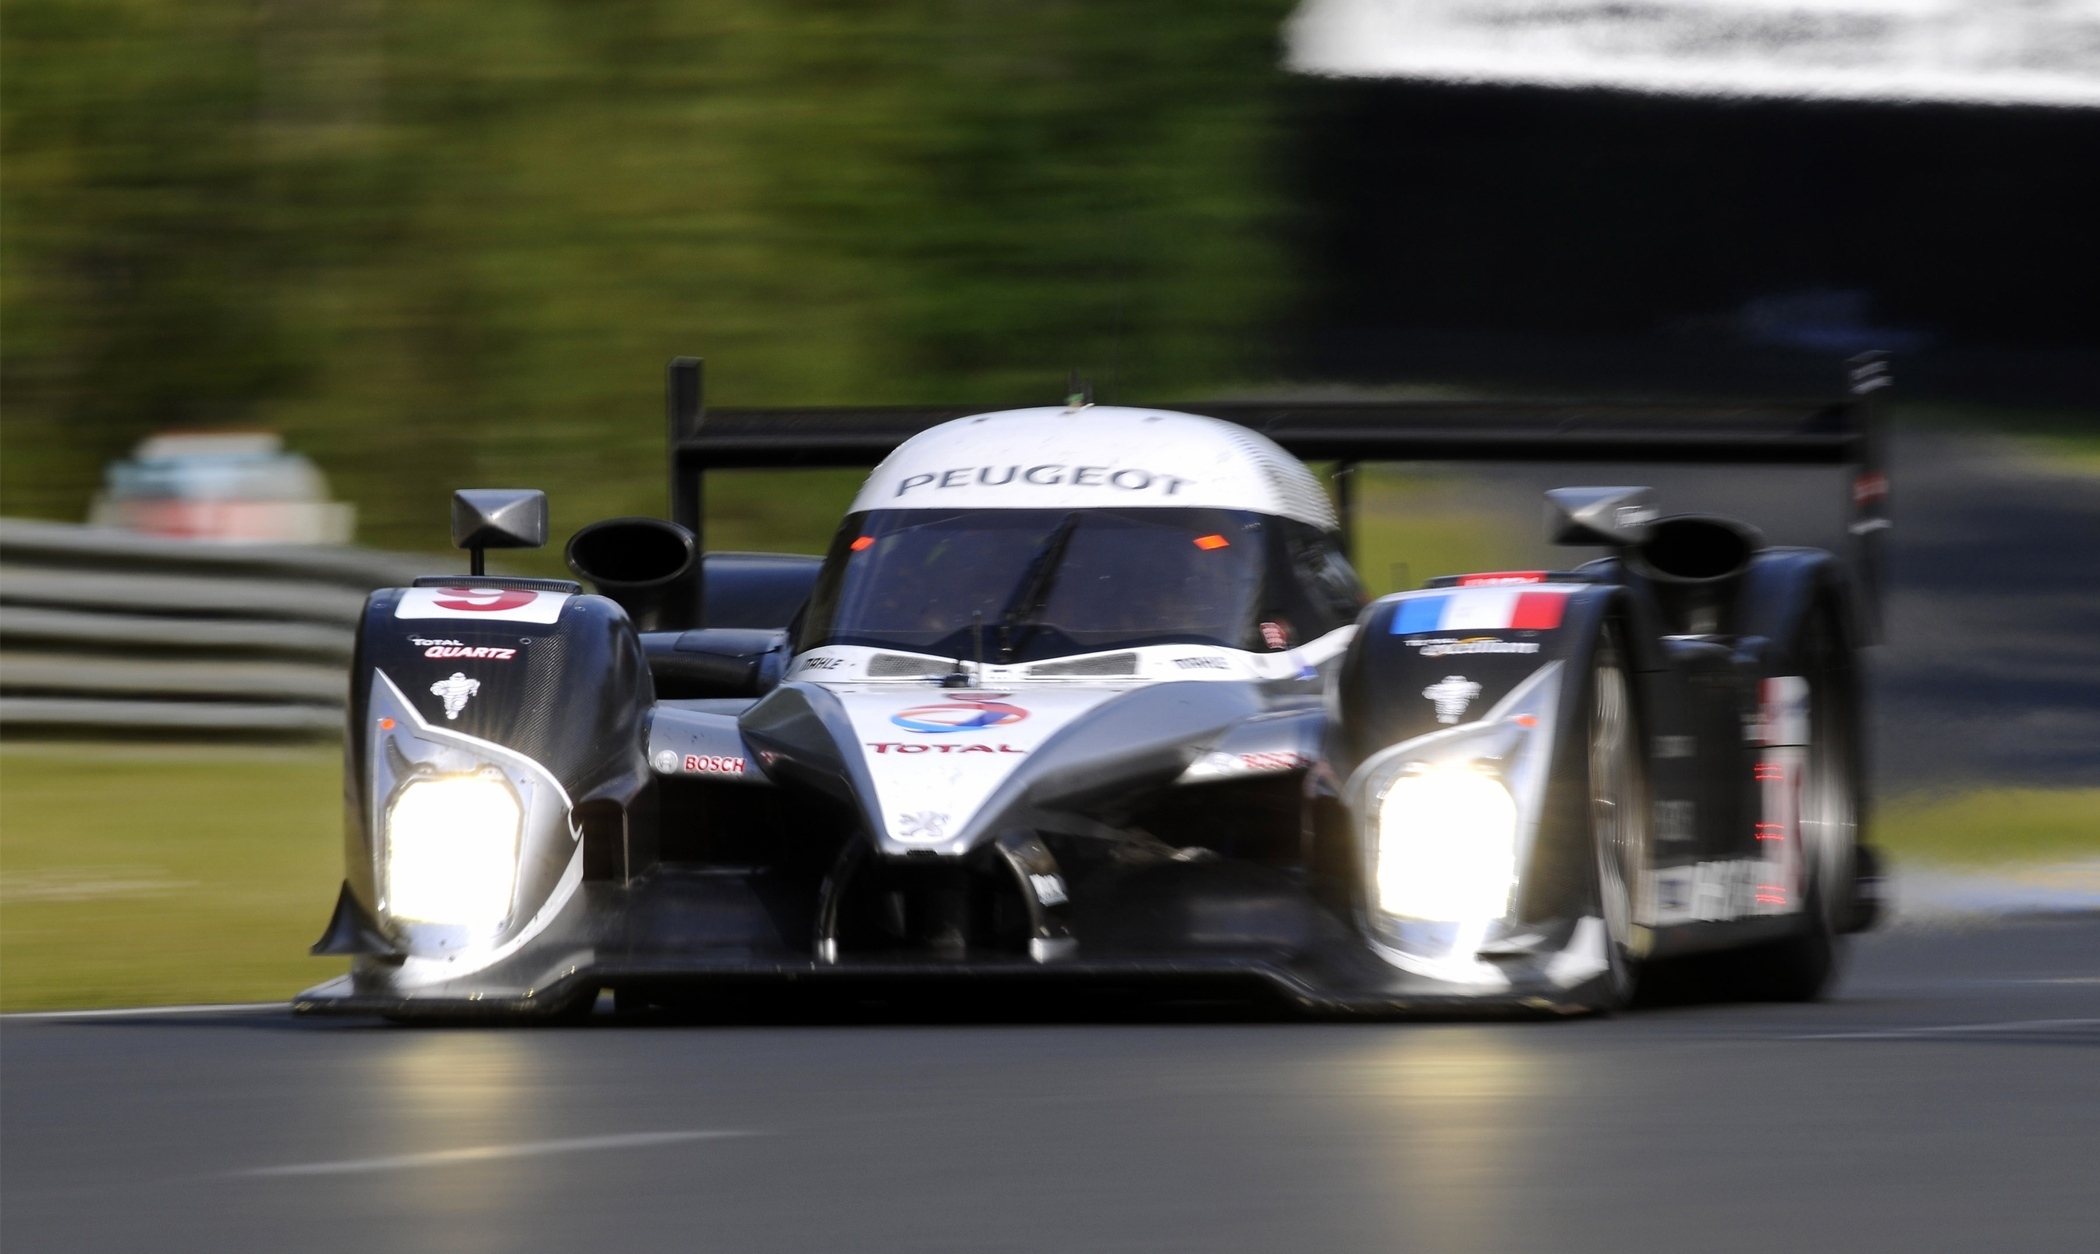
89,433 -> 355,545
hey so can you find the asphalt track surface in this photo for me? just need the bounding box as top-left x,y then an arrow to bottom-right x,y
6,917 -> 2100,1254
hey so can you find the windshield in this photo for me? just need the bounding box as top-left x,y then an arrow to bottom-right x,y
798,508 -> 1273,663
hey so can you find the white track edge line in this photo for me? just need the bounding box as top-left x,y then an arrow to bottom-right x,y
234,1130 -> 756,1177
2,1002 -> 287,1021
1790,1017 -> 2100,1040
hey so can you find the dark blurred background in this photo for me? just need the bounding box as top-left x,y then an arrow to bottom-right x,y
1291,83 -> 2100,400
7,0 -> 2095,552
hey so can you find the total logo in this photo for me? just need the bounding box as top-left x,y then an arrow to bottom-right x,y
890,692 -> 1029,733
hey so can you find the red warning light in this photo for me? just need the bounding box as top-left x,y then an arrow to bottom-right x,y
1193,534 -> 1230,550
1458,571 -> 1546,587
850,536 -> 875,551
378,718 -> 395,731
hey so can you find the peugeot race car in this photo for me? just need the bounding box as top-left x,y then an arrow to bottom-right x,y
297,359 -> 1891,1018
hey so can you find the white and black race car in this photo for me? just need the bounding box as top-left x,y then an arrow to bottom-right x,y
298,358 -> 1891,1018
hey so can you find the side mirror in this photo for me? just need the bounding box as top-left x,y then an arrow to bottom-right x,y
452,489 -> 548,575
1545,486 -> 1656,547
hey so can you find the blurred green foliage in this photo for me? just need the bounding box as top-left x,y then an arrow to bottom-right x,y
2,0 -> 1298,552
1874,788 -> 2100,868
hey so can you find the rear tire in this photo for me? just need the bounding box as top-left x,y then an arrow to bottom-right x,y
1726,601 -> 1856,1002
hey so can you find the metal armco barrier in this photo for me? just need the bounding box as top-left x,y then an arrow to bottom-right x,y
0,519 -> 433,735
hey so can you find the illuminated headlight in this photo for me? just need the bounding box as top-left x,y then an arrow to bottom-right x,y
1373,767 -> 1518,923
384,773 -> 522,929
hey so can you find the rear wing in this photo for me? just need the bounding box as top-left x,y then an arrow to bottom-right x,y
664,354 -> 1892,638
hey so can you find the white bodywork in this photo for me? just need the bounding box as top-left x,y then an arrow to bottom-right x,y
795,634 -> 1352,855
848,405 -> 1339,530
809,404 -> 1354,853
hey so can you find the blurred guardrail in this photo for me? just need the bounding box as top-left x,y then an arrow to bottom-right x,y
0,519 -> 434,735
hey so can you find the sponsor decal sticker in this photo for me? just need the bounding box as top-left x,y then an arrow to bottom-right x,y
1650,858 -> 1790,925
1173,656 -> 1230,670
797,655 -> 845,671
421,644 -> 517,661
396,586 -> 569,625
684,754 -> 745,775
866,742 -> 1025,754
1238,750 -> 1310,772
1422,674 -> 1483,724
1409,635 -> 1541,658
428,672 -> 481,720
891,692 -> 1028,733
1391,588 -> 1569,634
652,749 -> 747,774
893,465 -> 1194,498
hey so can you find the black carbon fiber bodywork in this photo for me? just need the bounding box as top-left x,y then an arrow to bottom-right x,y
307,537 -> 1868,1018
338,589 -> 652,936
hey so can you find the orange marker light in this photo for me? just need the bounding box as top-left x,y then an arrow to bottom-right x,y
1193,534 -> 1230,550
850,536 -> 875,551
378,718 -> 395,730
1513,714 -> 1537,727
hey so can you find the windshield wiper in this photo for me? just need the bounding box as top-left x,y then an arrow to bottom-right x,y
994,512 -> 1081,662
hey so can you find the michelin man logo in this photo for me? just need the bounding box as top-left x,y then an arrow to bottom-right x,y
1422,675 -> 1483,724
429,672 -> 481,720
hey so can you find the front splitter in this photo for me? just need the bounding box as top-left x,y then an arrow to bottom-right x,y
294,946 -> 1611,1021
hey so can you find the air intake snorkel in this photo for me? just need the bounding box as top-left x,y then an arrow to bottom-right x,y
1544,486 -> 1763,636
1627,515 -> 1766,636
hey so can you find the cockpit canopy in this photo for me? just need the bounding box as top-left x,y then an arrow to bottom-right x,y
796,507 -> 1364,664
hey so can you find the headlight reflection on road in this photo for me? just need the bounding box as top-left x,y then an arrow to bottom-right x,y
1333,1029 -> 1551,1253
373,1034 -> 543,1231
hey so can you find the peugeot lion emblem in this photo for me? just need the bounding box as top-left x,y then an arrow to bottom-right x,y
897,811 -> 949,842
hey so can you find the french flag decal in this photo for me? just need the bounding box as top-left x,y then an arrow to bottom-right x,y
1391,587 -> 1571,634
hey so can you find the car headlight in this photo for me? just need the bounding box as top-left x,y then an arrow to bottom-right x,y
1373,766 -> 1518,923
384,773 -> 522,929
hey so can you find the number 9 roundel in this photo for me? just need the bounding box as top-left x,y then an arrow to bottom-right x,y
394,586 -> 570,625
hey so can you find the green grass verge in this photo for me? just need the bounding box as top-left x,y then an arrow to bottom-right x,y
1872,788 -> 2100,868
1337,465 -> 1533,597
5,750 -> 2094,1011
0,744 -> 345,1012
1898,403 -> 2100,476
